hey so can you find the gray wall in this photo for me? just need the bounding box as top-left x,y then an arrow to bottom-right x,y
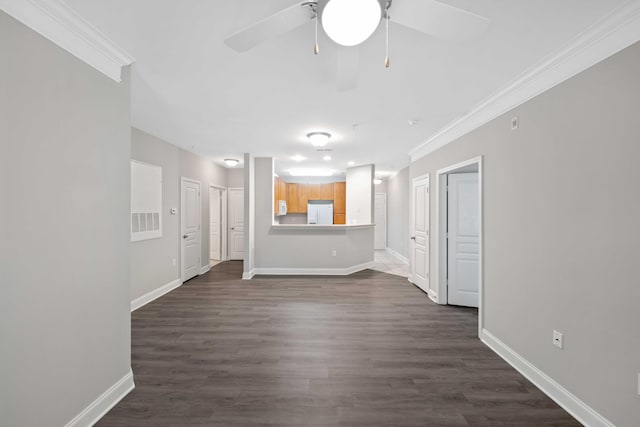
226,167 -> 244,188
410,42 -> 640,426
131,128 -> 227,300
386,167 -> 410,258
254,158 -> 374,270
0,11 -> 131,426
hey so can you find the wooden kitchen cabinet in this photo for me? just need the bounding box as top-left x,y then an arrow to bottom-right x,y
333,182 -> 346,224
320,183 -> 334,200
287,183 -> 309,213
274,176 -> 280,214
308,184 -> 321,200
279,179 -> 287,204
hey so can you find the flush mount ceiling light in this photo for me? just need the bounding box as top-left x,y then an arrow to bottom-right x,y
323,155 -> 332,161
224,158 -> 239,167
307,131 -> 331,147
373,177 -> 383,185
321,0 -> 382,47
291,155 -> 306,162
347,161 -> 355,166
289,168 -> 334,177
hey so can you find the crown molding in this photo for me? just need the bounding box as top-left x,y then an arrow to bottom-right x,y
0,0 -> 134,82
410,0 -> 640,162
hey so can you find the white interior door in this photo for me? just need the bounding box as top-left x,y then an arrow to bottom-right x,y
410,176 -> 429,292
228,188 -> 244,260
447,173 -> 480,307
181,178 -> 201,282
209,188 -> 221,261
374,193 -> 387,250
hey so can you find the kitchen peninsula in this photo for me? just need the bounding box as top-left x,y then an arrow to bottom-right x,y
243,158 -> 375,279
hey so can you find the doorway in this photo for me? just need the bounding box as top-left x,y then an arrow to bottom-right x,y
436,157 -> 483,336
374,192 -> 387,250
228,187 -> 244,260
209,185 -> 227,267
181,177 -> 201,282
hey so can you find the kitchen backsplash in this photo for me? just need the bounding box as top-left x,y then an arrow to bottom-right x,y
278,213 -> 307,224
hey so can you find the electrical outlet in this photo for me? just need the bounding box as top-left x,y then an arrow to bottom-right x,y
332,249 -> 337,257
553,330 -> 563,349
637,373 -> 640,395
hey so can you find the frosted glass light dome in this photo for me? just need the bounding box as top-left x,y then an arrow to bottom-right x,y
322,0 -> 382,47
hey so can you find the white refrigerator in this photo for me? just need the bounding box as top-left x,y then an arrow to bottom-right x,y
307,203 -> 333,225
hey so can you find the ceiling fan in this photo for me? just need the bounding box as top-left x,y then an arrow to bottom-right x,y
224,0 -> 489,90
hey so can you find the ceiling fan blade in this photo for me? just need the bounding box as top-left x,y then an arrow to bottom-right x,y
391,0 -> 489,41
224,3 -> 314,52
336,47 -> 359,92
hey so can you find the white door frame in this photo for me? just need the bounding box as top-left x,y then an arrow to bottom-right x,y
409,174 -> 429,294
436,156 -> 484,336
374,192 -> 387,250
180,177 -> 202,282
209,184 -> 228,261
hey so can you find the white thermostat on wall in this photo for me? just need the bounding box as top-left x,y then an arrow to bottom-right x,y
170,208 -> 177,215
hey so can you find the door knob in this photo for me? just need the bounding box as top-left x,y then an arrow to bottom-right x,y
183,235 -> 188,239
410,236 -> 416,240
231,227 -> 235,230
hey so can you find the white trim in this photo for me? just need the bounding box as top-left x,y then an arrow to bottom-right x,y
130,278 -> 181,312
0,0 -> 134,82
209,184 -> 228,262
435,157 -> 484,337
410,1 -> 640,162
64,368 -> 134,427
200,265 -> 210,275
427,289 -> 438,303
385,247 -> 409,264
481,329 -> 615,427
251,261 -> 377,277
242,269 -> 256,280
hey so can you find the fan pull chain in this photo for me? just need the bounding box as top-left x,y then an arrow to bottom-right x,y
314,13 -> 319,55
384,11 -> 390,68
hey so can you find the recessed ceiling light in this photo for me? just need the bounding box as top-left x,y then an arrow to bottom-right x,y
323,155 -> 331,161
291,155 -> 305,162
322,0 -> 382,47
289,169 -> 334,177
307,131 -> 331,147
347,161 -> 355,166
373,177 -> 383,185
224,158 -> 239,167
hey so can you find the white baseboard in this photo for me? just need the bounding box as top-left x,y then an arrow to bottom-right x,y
130,278 -> 182,312
64,368 -> 134,427
480,329 -> 614,427
385,248 -> 409,264
200,265 -> 210,275
252,261 -> 376,277
427,289 -> 438,303
242,269 -> 256,280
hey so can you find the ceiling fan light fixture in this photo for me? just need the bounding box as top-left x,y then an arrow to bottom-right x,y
373,177 -> 383,185
307,131 -> 331,147
322,0 -> 382,47
224,158 -> 239,167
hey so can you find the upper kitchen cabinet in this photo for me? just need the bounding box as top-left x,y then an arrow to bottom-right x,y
287,183 -> 309,213
333,182 -> 346,224
308,183 -> 335,201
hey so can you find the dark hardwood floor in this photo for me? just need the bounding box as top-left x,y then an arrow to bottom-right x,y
98,261 -> 580,426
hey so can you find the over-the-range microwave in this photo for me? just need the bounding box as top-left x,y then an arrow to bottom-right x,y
277,200 -> 287,216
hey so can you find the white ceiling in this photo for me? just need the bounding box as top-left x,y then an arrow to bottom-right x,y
65,0 -> 626,176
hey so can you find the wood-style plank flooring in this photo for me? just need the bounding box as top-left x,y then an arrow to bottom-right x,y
98,262 -> 580,426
